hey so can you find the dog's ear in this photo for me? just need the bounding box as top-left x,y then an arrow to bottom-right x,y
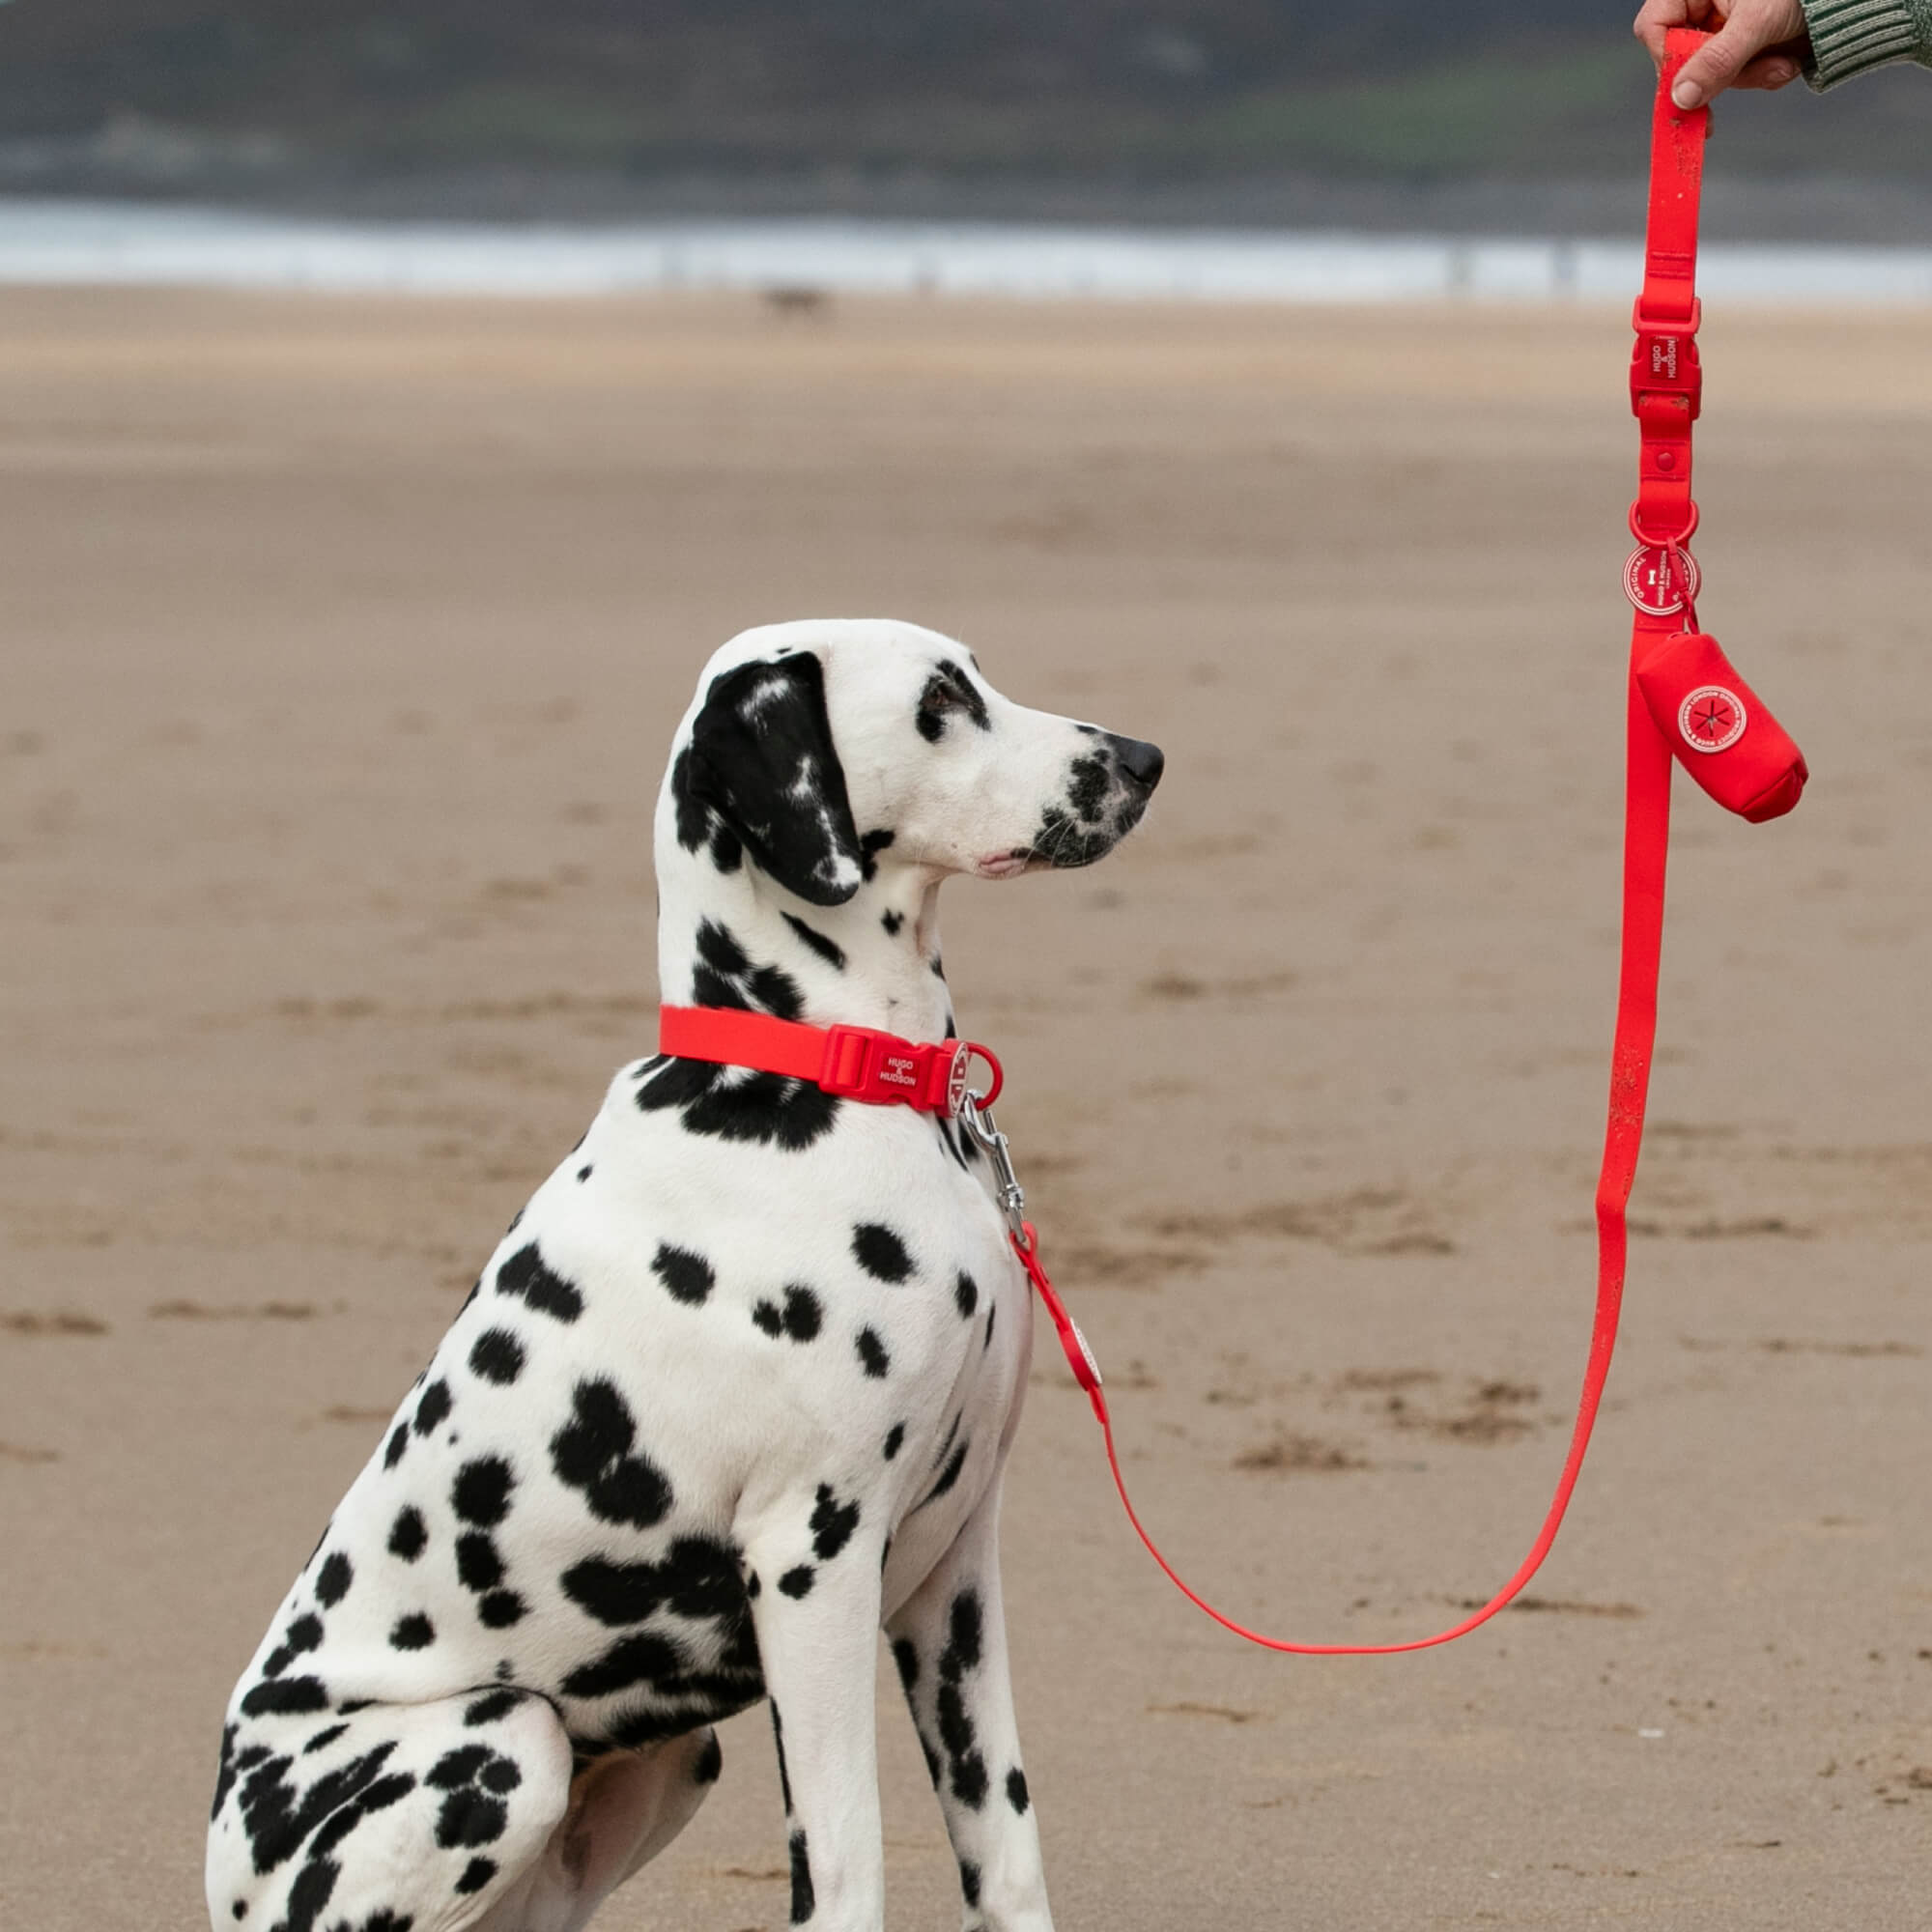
684,653 -> 865,906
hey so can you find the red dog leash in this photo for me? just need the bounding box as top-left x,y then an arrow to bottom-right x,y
657,30 -> 1806,1655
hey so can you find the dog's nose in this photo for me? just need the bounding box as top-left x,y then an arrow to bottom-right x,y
1110,735 -> 1164,791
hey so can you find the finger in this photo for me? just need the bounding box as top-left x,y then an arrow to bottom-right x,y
1633,0 -> 1697,66
1672,18 -> 1766,107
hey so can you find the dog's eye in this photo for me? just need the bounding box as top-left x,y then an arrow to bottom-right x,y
916,662 -> 990,744
916,671 -> 968,742
921,673 -> 969,714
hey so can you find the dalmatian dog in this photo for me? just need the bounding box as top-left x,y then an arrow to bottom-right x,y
205,618 -> 1162,1932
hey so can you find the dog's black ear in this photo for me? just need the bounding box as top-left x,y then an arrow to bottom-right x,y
683,654 -> 865,906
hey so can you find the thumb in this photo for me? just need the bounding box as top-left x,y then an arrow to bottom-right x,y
1670,15 -> 1759,106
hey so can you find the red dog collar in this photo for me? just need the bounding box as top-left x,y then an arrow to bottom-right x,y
658,1005 -> 1003,1116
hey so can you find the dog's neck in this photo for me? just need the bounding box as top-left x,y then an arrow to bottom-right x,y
657,844 -> 955,1042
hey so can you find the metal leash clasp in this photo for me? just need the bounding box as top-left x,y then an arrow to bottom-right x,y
959,1093 -> 1028,1242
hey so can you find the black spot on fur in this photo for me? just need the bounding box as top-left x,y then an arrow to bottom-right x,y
636,1055 -> 840,1152
857,828 -> 895,882
671,749 -> 711,855
1067,753 -> 1110,821
984,1304 -> 997,1350
455,1857 -> 497,1895
479,1590 -> 526,1628
463,1689 -> 520,1727
387,1507 -> 427,1562
389,1613 -> 435,1651
277,1857 -> 337,1932
810,1484 -> 860,1561
496,1242 -> 583,1324
880,908 -> 903,936
468,1329 -> 525,1385
452,1457 -> 515,1528
789,1828 -> 815,1924
562,1536 -> 748,1628
851,1223 -> 912,1283
383,1426 -> 409,1471
696,918 -> 751,980
560,1629 -> 688,1700
753,1285 -> 823,1343
550,1379 -> 673,1529
954,1271 -> 979,1318
240,1676 -> 329,1719
412,1378 -> 452,1436
427,1747 -> 513,1849
892,1637 -> 919,1693
652,1243 -> 715,1308
456,1532 -> 503,1593
782,912 -> 847,970
960,1860 -> 982,1908
577,1164 -> 592,1182
228,1738 -> 406,1876
856,1326 -> 889,1378
883,1422 -> 904,1460
314,1552 -> 353,1607
261,1613 -> 324,1680
1007,1765 -> 1031,1813
748,965 -> 804,1019
777,1565 -> 815,1599
931,1589 -> 989,1809
693,1731 -> 724,1784
1027,799 -> 1117,869
301,1724 -> 348,1756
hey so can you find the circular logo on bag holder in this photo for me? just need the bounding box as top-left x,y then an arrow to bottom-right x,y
1625,544 -> 1701,616
1679,685 -> 1746,753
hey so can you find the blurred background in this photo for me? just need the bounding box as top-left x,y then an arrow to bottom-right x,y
3,0 -> 1932,253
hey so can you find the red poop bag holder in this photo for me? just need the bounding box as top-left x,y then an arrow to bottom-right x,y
659,30 -> 1810,1659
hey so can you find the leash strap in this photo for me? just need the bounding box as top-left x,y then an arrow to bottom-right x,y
1006,35 -> 1712,1654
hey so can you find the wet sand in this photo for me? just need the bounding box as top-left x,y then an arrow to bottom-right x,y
2,288 -> 1929,1929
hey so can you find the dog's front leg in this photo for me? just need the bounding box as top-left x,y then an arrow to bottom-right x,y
744,1508 -> 888,1931
887,1480 -> 1053,1932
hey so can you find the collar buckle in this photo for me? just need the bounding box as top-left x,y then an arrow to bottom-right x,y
819,1024 -> 967,1113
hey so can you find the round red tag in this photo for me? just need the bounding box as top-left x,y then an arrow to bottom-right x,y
1678,685 -> 1746,753
1625,544 -> 1701,616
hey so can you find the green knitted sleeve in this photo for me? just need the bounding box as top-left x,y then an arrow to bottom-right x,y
1802,0 -> 1932,89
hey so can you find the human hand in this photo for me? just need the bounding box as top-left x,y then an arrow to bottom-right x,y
1633,0 -> 1811,107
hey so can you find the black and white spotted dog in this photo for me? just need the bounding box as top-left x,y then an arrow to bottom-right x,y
206,619 -> 1163,1932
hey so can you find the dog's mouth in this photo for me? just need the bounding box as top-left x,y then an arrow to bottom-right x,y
977,850 -> 1032,880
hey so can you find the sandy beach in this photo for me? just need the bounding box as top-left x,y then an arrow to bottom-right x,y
3,287 -> 1929,1929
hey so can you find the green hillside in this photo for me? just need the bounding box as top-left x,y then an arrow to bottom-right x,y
1,4 -> 1927,188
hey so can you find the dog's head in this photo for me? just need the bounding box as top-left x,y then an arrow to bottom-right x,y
662,620 -> 1162,907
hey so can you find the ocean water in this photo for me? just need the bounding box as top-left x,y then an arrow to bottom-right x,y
3,198 -> 1932,304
